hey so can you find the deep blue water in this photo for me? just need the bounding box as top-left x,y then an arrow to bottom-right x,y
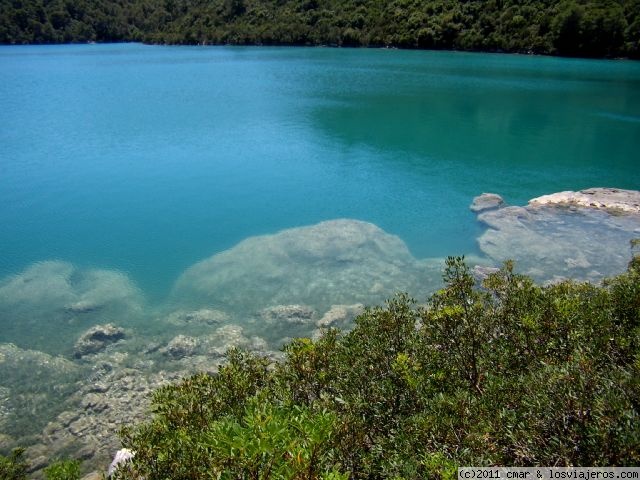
1,44 -> 639,300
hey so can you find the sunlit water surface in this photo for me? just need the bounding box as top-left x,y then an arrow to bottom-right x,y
0,44 -> 639,354
1,44 -> 640,462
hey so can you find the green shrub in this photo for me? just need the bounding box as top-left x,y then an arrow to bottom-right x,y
119,257 -> 640,479
0,448 -> 28,480
43,459 -> 81,480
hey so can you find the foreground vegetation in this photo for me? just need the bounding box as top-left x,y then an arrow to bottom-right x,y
109,255 -> 639,479
2,254 -> 638,478
1,0 -> 639,58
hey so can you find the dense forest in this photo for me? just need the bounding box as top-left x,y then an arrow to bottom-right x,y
1,0 -> 639,58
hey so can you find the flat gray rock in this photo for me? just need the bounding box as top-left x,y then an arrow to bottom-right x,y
470,193 -> 505,213
476,188 -> 640,282
529,187 -> 640,213
171,219 -> 443,316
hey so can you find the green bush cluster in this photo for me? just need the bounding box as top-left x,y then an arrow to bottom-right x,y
1,0 -> 639,58
116,255 -> 640,479
0,450 -> 82,480
0,448 -> 28,480
43,459 -> 81,480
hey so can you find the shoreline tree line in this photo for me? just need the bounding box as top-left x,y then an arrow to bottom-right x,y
1,0 -> 639,58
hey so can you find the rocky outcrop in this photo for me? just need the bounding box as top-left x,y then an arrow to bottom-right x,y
475,188 -> 640,282
470,193 -> 505,213
37,363 -> 183,474
74,324 -> 126,358
529,187 -> 640,213
316,304 -> 364,329
312,303 -> 365,340
471,265 -> 501,283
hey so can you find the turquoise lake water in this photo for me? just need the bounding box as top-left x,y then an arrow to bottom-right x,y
1,44 -> 640,314
1,45 -> 640,455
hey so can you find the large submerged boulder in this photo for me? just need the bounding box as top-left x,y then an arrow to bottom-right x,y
474,188 -> 640,282
0,261 -> 144,354
171,219 -> 443,315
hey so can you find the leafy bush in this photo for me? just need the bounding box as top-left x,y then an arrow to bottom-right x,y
43,459 -> 81,480
0,448 -> 28,480
118,256 -> 640,479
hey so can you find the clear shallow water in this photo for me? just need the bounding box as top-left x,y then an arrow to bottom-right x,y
1,44 -> 639,301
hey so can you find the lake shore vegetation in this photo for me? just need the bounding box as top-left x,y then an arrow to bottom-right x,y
1,253 -> 638,477
1,0 -> 639,58
111,254 -> 639,478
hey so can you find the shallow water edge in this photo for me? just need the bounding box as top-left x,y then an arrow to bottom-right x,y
0,187 -> 639,474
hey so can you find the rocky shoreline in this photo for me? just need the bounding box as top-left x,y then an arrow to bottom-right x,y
528,188 -> 640,213
0,302 -> 366,477
1,187 -> 639,477
472,187 -> 640,283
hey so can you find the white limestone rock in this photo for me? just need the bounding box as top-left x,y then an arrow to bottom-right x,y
529,187 -> 640,213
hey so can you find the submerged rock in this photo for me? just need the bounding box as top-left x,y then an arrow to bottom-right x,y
0,343 -> 83,441
164,335 -> 199,358
0,261 -> 144,354
65,300 -> 102,314
38,366 -> 183,474
312,303 -> 365,340
171,219 -> 443,315
199,324 -> 266,357
165,308 -> 230,327
470,193 -> 505,213
475,187 -> 640,282
260,305 -> 315,325
74,324 -> 126,358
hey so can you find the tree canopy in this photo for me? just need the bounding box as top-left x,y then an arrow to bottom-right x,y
1,0 -> 639,58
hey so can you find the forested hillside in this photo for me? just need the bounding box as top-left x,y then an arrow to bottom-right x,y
1,0 -> 639,57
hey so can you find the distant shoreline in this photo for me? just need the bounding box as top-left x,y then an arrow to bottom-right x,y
1,40 -> 636,61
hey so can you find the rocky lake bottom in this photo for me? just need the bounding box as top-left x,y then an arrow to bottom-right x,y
1,187 -> 640,476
